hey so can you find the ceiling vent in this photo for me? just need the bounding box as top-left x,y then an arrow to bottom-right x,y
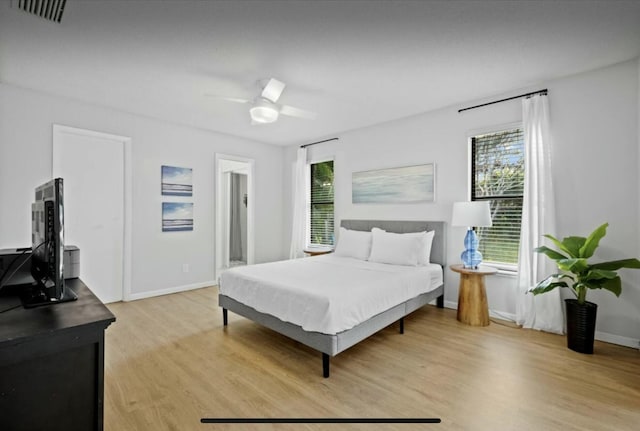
12,0 -> 67,23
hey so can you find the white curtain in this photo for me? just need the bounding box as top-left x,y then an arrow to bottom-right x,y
516,94 -> 564,334
289,147 -> 308,259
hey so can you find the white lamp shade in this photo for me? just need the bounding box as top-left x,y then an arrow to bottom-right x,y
451,201 -> 492,227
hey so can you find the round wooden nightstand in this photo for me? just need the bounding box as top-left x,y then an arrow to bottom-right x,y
450,264 -> 497,326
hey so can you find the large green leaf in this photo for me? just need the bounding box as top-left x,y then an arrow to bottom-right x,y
581,278 -> 606,289
596,276 -> 622,297
539,273 -> 574,282
543,234 -> 577,258
534,245 -> 568,261
561,236 -> 587,258
578,223 -> 608,258
583,269 -> 617,281
529,280 -> 569,295
591,258 -> 640,271
557,258 -> 589,273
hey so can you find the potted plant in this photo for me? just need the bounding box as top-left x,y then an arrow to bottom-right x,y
529,222 -> 640,354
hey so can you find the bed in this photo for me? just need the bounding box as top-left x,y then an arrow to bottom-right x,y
218,220 -> 446,377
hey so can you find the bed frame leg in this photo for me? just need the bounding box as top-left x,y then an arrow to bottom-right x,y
437,294 -> 444,309
322,353 -> 330,378
399,317 -> 404,334
223,308 -> 228,326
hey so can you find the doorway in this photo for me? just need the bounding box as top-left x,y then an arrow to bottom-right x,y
52,125 -> 132,303
215,154 -> 255,280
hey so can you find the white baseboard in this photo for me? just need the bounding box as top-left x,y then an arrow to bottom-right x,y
442,300 -> 639,350
126,280 -> 215,301
595,331 -> 640,350
489,309 -> 517,322
443,300 -> 457,310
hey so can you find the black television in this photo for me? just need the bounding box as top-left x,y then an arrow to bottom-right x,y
21,178 -> 77,308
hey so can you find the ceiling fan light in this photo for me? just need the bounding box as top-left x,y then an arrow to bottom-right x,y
250,104 -> 279,124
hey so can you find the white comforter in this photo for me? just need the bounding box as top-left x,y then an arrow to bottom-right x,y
219,255 -> 443,335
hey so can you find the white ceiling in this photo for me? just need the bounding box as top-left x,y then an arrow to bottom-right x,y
1,0 -> 639,146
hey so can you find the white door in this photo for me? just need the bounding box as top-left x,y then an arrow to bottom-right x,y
53,125 -> 128,303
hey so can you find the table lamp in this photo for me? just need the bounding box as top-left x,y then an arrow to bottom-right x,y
451,201 -> 492,269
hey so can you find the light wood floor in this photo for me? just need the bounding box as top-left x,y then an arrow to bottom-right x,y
104,286 -> 640,431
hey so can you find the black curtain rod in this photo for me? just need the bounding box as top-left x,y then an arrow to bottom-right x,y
300,137 -> 339,148
458,89 -> 548,113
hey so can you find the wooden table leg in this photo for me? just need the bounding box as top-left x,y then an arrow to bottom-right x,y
456,273 -> 490,326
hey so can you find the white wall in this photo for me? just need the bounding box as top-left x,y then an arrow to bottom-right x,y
284,59 -> 640,347
0,83 -> 284,299
549,60 -> 639,346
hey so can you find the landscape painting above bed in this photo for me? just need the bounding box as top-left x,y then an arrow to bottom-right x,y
352,163 -> 435,204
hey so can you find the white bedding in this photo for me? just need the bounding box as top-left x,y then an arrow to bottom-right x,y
219,255 -> 443,335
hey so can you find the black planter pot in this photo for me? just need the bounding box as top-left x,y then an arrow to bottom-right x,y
565,299 -> 598,354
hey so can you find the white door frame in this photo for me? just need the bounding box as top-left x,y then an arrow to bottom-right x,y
52,124 -> 133,301
215,153 -> 255,280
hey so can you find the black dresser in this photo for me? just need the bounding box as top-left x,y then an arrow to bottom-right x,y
0,279 -> 115,431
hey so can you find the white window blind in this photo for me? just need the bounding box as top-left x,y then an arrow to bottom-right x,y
471,128 -> 524,265
309,160 -> 334,246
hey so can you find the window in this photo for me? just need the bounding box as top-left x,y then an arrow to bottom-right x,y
309,160 -> 334,247
471,127 -> 524,266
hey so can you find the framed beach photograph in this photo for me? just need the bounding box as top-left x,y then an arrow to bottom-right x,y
162,202 -> 194,232
352,163 -> 435,204
161,165 -> 193,197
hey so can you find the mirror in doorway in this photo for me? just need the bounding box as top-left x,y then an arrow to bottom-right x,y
228,172 -> 248,268
215,155 -> 254,278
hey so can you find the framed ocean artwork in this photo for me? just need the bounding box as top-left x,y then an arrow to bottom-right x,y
162,202 -> 194,232
352,163 -> 435,204
161,165 -> 193,197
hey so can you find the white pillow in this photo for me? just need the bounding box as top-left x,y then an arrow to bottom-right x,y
403,230 -> 435,265
368,228 -> 423,266
370,228 -> 436,265
334,227 -> 372,260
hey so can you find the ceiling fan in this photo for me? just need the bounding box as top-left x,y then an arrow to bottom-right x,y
206,78 -> 317,125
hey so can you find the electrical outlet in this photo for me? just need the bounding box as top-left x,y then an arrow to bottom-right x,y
182,264 -> 190,273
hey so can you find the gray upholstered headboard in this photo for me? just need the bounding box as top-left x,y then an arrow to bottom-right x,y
340,220 -> 447,267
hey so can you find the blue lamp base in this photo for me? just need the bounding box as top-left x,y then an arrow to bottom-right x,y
461,228 -> 483,269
